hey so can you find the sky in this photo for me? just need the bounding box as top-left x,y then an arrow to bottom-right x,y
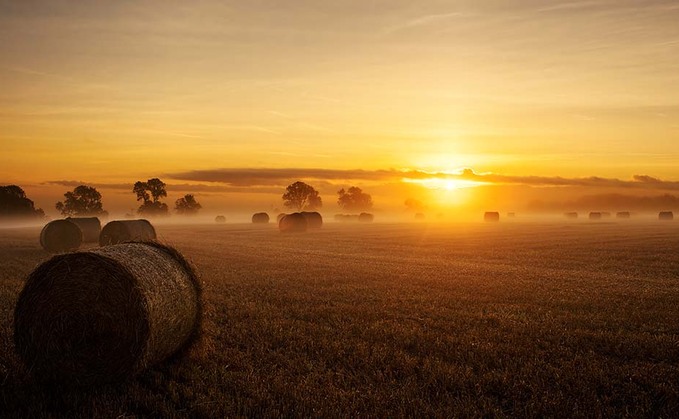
1,0 -> 679,216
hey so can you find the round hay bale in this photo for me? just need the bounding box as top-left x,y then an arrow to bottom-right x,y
507,212 -> 516,218
564,212 -> 578,219
484,212 -> 500,222
66,217 -> 101,243
301,211 -> 323,229
589,212 -> 602,220
414,213 -> 425,221
99,219 -> 156,246
276,213 -> 286,223
13,242 -> 201,386
252,212 -> 270,224
279,212 -> 308,233
659,211 -> 674,221
215,215 -> 226,223
358,212 -> 374,223
40,220 -> 83,253
616,212 -> 631,219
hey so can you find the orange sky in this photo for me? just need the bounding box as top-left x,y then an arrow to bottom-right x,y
2,1 -> 679,216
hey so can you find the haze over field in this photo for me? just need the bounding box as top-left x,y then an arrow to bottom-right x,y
2,0 -> 679,216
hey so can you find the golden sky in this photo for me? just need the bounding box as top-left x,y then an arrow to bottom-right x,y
1,1 -> 679,215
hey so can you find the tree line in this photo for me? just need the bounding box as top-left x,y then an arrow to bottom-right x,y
0,179 -> 374,219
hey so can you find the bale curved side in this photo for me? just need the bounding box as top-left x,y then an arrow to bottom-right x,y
484,212 -> 500,222
66,217 -> 101,242
99,219 -> 156,246
14,242 -> 201,386
279,213 -> 308,233
252,212 -> 270,224
301,211 -> 323,229
358,213 -> 374,223
40,220 -> 83,253
659,211 -> 674,221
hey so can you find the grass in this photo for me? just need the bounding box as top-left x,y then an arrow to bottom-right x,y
1,221 -> 678,417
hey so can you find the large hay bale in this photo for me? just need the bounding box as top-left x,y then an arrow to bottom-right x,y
589,212 -> 602,220
279,212 -> 308,233
659,211 -> 674,221
99,219 -> 156,246
564,212 -> 578,219
252,212 -> 270,224
215,215 -> 226,224
13,242 -> 201,386
66,217 -> 101,243
301,211 -> 323,229
358,212 -> 374,223
40,220 -> 83,253
616,212 -> 631,219
484,212 -> 500,222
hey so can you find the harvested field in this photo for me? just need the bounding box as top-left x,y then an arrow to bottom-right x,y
1,222 -> 678,417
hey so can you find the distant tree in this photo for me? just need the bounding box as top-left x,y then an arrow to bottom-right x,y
404,198 -> 426,212
133,178 -> 169,216
282,181 -> 322,211
55,185 -> 108,217
0,185 -> 44,219
175,194 -> 202,215
337,187 -> 373,212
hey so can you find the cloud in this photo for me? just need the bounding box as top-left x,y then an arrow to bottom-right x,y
165,167 -> 679,192
42,180 -> 281,194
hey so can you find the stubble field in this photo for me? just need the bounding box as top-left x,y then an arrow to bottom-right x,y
1,220 -> 678,417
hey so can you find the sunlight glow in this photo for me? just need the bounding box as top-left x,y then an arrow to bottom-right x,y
402,177 -> 486,191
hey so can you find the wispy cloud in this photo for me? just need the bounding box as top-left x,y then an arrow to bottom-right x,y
164,167 -> 679,191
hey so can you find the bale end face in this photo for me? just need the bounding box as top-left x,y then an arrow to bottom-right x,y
40,220 -> 83,253
252,212 -> 270,224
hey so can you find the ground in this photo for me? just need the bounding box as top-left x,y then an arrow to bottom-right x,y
1,220 -> 678,417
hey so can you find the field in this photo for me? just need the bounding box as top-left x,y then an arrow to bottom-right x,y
1,220 -> 678,417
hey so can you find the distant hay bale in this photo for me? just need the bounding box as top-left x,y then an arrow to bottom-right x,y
279,212 -> 308,233
507,212 -> 516,218
277,213 -> 286,223
414,213 -> 425,220
616,212 -> 631,219
99,220 -> 156,246
40,220 -> 83,253
13,242 -> 201,386
659,211 -> 674,221
589,212 -> 602,220
358,212 -> 374,222
252,212 -> 270,224
484,212 -> 500,222
66,217 -> 101,243
215,215 -> 226,223
564,212 -> 578,219
301,211 -> 323,228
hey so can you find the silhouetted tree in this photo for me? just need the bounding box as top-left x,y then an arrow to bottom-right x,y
282,181 -> 322,211
175,194 -> 202,215
337,187 -> 373,212
55,185 -> 108,217
0,185 -> 44,219
133,178 -> 169,216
